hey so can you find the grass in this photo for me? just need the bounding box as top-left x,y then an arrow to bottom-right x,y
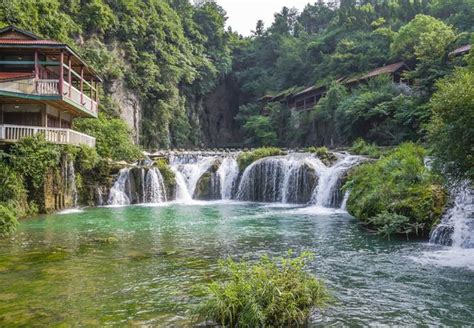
195,251 -> 330,327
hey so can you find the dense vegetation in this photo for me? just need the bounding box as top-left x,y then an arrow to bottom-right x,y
0,0 -> 235,149
196,251 -> 329,326
345,143 -> 447,238
233,2 -> 472,150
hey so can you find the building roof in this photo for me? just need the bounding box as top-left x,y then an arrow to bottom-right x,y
0,38 -> 62,45
0,26 -> 102,82
449,44 -> 471,57
0,72 -> 34,81
345,61 -> 407,84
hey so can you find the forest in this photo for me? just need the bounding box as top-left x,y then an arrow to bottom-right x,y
1,0 -> 471,176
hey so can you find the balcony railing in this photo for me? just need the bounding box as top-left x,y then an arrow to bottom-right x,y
35,79 -> 59,95
63,81 -> 98,115
0,124 -> 96,147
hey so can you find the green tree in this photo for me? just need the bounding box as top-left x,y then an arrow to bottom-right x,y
429,68 -> 474,181
390,14 -> 456,62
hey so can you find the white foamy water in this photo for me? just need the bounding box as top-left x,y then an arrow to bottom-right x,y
108,168 -> 131,206
311,154 -> 365,207
217,156 -> 240,200
58,208 -> 84,215
411,247 -> 474,271
170,156 -> 217,199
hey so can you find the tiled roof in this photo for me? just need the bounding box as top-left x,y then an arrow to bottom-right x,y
0,39 -> 63,45
449,44 -> 472,56
345,61 -> 406,84
0,72 -> 34,80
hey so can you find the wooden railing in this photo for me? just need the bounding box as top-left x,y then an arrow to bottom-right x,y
0,124 -> 96,147
63,81 -> 98,115
35,79 -> 59,95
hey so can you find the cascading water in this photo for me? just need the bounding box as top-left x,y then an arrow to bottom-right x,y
310,154 -> 364,208
108,168 -> 131,205
170,155 -> 218,200
144,167 -> 167,203
236,154 -> 325,203
430,183 -> 474,248
217,157 -> 240,200
107,166 -> 168,205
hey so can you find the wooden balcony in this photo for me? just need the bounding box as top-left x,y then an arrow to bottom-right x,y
0,77 -> 98,117
0,124 -> 96,147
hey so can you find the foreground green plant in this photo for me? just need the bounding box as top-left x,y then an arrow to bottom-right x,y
345,143 -> 447,238
195,251 -> 329,327
237,147 -> 286,170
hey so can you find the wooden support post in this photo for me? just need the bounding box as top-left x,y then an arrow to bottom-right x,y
34,51 -> 39,79
68,56 -> 72,96
90,78 -> 93,111
80,66 -> 84,104
59,110 -> 62,129
59,51 -> 64,96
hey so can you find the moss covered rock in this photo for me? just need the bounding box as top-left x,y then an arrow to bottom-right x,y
193,160 -> 222,200
154,159 -> 177,201
345,143 -> 447,238
237,147 -> 286,171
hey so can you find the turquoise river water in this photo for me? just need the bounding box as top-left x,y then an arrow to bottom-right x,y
0,202 -> 473,326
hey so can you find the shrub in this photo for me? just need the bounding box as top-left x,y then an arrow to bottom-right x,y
0,162 -> 28,212
237,147 -> 286,170
9,135 -> 60,190
74,113 -> 142,162
195,251 -> 329,327
0,205 -> 18,236
304,146 -> 338,166
349,138 -> 382,158
345,143 -> 447,238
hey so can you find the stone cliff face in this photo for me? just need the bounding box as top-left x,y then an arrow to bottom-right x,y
105,74 -> 242,148
200,75 -> 242,147
106,79 -> 142,145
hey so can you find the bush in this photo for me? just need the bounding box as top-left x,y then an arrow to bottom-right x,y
195,251 -> 329,327
237,147 -> 286,170
0,162 -> 28,212
345,143 -> 447,238
304,146 -> 338,166
9,135 -> 60,190
349,138 -> 382,158
0,205 -> 18,236
74,113 -> 142,162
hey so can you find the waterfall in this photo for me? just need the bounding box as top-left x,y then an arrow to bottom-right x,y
66,158 -> 78,207
310,154 -> 364,208
217,157 -> 240,200
108,168 -> 131,205
172,168 -> 192,201
430,183 -> 474,248
236,154 -> 324,203
144,167 -> 167,203
170,155 -> 217,199
107,166 -> 168,205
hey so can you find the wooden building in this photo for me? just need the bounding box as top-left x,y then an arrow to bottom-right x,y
0,26 -> 101,147
263,61 -> 411,113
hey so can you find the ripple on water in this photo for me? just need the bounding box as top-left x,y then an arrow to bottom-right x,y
0,203 -> 472,326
